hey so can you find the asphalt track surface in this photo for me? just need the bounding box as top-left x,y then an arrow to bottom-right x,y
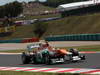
0,53 -> 100,69
1,41 -> 100,50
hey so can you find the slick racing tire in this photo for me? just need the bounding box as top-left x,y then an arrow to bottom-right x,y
32,54 -> 39,64
21,52 -> 31,64
44,54 -> 53,65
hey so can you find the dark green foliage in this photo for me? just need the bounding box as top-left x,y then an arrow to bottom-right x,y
34,22 -> 48,38
5,1 -> 23,17
0,1 -> 23,18
0,6 -> 5,18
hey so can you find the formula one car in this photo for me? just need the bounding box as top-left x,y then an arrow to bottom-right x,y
21,42 -> 85,64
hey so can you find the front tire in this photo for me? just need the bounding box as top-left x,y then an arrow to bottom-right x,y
80,55 -> 85,60
21,52 -> 31,64
44,54 -> 53,65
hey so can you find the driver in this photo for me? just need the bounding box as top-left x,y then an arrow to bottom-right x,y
42,41 -> 52,51
39,43 -> 43,49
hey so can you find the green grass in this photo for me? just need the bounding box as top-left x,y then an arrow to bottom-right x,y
2,24 -> 35,40
0,45 -> 100,53
62,45 -> 100,52
43,13 -> 100,37
0,71 -> 93,75
0,49 -> 26,53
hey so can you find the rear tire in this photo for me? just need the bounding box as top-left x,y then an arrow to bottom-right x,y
32,54 -> 38,64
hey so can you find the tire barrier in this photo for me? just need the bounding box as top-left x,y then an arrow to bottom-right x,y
0,38 -> 39,43
39,17 -> 61,22
45,33 -> 100,41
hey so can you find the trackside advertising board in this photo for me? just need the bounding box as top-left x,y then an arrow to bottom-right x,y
0,26 -> 15,33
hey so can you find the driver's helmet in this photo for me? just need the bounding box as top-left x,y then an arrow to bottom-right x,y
69,48 -> 78,52
69,48 -> 74,52
39,43 -> 42,47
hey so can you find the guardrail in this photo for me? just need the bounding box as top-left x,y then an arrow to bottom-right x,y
45,33 -> 100,41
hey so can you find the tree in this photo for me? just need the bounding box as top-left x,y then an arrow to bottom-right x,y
34,22 -> 48,38
5,1 -> 23,17
0,1 -> 23,18
0,6 -> 6,18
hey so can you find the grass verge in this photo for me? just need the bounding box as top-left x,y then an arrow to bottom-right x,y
63,45 -> 100,52
0,49 -> 26,53
0,71 -> 92,75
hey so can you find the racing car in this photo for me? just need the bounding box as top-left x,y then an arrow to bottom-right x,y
21,42 -> 85,64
